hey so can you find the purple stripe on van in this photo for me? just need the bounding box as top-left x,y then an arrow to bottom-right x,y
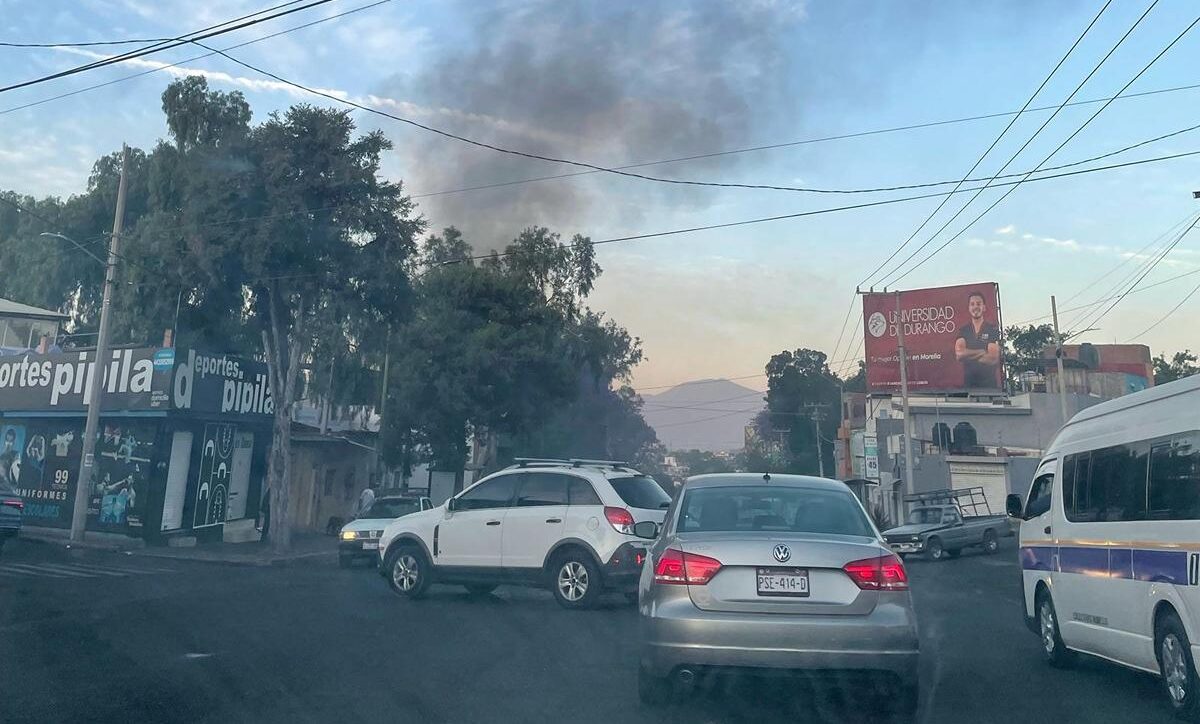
1109,548 -> 1133,580
1020,546 -> 1054,571
1132,549 -> 1188,585
1058,546 -> 1109,578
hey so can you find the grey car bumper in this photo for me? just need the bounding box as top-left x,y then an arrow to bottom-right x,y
639,590 -> 919,685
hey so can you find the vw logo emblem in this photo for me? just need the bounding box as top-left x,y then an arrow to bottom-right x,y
772,544 -> 791,563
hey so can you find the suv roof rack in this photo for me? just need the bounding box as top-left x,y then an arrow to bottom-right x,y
510,457 -> 634,472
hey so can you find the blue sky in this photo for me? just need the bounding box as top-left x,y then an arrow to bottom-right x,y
2,0 -> 1199,390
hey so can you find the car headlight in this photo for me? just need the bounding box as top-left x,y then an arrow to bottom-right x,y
341,530 -> 358,541
910,536 -> 921,542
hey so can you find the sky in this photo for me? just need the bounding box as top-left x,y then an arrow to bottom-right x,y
2,0 -> 1199,394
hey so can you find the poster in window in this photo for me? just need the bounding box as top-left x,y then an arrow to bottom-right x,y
194,423 -> 234,528
89,422 -> 156,531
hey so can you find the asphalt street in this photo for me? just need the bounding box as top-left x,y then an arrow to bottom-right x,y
0,536 -> 1173,724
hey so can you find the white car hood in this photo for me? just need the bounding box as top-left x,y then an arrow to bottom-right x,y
342,517 -> 396,533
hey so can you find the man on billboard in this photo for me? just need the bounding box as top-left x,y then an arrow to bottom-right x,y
955,290 -> 1001,388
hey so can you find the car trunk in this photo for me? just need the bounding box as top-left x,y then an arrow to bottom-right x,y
677,531 -> 885,615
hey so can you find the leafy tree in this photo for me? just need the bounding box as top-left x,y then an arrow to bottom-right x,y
671,449 -> 736,475
1003,323 -> 1055,389
1153,350 -> 1199,385
764,348 -> 841,475
840,360 -> 866,393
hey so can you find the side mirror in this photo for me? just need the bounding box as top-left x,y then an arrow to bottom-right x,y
632,520 -> 659,540
1005,494 -> 1024,519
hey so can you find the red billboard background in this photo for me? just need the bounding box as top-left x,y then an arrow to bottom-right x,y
863,282 -> 1003,392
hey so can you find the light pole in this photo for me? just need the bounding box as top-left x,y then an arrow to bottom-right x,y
54,144 -> 128,542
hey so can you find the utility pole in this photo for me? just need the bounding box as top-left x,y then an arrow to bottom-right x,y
810,407 -> 825,478
70,143 -> 127,542
895,291 -> 915,515
1051,295 -> 1069,425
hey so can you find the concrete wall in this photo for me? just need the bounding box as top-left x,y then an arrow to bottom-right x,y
289,441 -> 376,531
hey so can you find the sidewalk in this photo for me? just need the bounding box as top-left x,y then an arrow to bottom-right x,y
19,526 -> 337,567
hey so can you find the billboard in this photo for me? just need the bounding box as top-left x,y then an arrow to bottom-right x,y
863,282 -> 1003,392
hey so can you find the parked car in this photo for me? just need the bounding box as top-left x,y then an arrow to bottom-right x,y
1007,374 -> 1200,718
339,495 -> 432,567
0,479 -> 23,551
882,488 -> 1011,560
377,458 -> 670,608
637,473 -> 919,720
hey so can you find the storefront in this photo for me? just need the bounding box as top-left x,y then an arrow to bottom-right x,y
0,346 -> 273,543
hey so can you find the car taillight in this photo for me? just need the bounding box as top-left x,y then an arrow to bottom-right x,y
604,506 -> 635,534
653,547 -> 722,585
2,499 -> 23,511
843,554 -> 908,591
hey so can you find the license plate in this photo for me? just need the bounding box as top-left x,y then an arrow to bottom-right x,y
362,541 -> 379,550
756,567 -> 809,597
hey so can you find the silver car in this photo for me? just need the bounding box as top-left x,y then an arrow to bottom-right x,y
636,473 -> 919,718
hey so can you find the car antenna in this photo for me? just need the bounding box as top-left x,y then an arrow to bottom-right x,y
763,473 -> 771,483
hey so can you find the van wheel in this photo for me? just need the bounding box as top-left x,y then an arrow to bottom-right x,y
982,529 -> 999,554
550,550 -> 601,610
1156,611 -> 1200,718
926,537 -> 946,561
1037,589 -> 1074,668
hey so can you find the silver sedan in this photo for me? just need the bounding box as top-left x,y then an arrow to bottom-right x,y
636,473 -> 919,719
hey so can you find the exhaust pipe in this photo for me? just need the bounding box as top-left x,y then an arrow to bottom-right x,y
676,668 -> 696,686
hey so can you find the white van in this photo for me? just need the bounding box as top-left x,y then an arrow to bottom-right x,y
1008,374 -> 1200,718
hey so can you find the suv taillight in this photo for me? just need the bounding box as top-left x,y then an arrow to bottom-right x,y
604,506 -> 635,534
2,499 -> 22,511
843,554 -> 908,591
653,548 -> 722,585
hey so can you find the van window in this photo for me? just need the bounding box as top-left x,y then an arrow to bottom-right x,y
1026,472 -> 1053,519
1149,434 -> 1200,520
1065,444 -> 1148,522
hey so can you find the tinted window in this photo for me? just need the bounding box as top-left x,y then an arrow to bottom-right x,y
1149,435 -> 1200,520
516,473 -> 568,506
365,499 -> 422,519
679,486 -> 874,537
567,477 -> 601,506
609,476 -> 670,510
456,475 -> 517,511
1025,472 -> 1053,519
1067,445 -> 1147,522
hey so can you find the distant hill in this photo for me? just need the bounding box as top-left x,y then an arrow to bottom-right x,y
640,379 -> 764,452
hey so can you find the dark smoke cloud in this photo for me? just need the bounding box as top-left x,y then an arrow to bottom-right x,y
380,0 -> 805,248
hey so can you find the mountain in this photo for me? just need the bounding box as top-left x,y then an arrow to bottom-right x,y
640,378 -> 764,452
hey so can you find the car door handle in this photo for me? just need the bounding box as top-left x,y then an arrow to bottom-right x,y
1044,526 -> 1052,535
486,520 -> 501,526
545,518 -> 562,524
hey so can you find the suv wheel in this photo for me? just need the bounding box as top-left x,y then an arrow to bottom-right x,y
551,551 -> 601,609
386,546 -> 430,599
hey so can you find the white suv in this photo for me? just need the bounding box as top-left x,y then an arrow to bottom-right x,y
376,459 -> 671,608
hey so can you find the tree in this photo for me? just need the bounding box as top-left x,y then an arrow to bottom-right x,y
671,449 -> 736,475
841,360 -> 866,393
763,349 -> 841,475
1003,323 -> 1056,389
1153,350 -> 1199,385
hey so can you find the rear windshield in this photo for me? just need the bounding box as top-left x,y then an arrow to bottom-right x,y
609,476 -> 671,510
679,486 -> 874,537
365,499 -> 422,519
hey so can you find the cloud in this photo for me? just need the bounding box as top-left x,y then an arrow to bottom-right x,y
994,224 -> 1015,235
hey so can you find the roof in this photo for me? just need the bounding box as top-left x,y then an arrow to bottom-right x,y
0,298 -> 67,321
685,473 -> 851,492
1066,372 -> 1200,427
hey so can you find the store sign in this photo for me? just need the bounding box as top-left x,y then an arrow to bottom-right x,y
0,347 -> 271,418
864,435 -> 880,481
863,282 -> 1004,392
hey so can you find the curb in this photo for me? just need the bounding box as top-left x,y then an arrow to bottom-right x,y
132,548 -> 336,568
17,527 -> 144,553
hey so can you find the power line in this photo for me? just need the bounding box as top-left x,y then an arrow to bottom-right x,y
0,0 -> 329,94
861,0 -> 1114,290
461,148 -> 1200,262
0,1 -> 390,117
1010,265 -> 1200,328
1073,216 -> 1200,334
884,7 -> 1200,286
0,37 -> 174,48
1129,277 -> 1200,341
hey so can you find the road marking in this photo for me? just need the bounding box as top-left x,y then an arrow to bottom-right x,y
39,563 -> 127,577
0,561 -> 177,578
0,563 -> 81,578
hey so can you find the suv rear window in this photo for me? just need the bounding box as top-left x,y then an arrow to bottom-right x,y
608,476 -> 670,510
679,486 -> 873,537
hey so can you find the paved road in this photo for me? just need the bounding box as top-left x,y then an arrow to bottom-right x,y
0,536 -> 1171,723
